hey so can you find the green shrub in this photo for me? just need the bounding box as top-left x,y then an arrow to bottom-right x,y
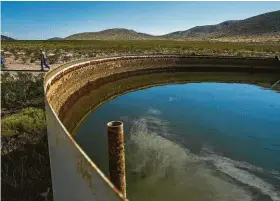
21,56 -> 29,63
61,55 -> 71,62
48,54 -> 60,64
1,108 -> 46,137
1,72 -> 45,112
1,107 -> 52,201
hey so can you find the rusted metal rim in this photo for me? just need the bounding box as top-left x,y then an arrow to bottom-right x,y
107,121 -> 123,128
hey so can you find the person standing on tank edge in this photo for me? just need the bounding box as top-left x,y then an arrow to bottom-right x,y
40,48 -> 50,71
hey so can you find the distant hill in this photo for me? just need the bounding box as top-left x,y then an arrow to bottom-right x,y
163,20 -> 238,39
164,10 -> 280,41
64,10 -> 280,42
47,37 -> 64,40
65,28 -> 157,40
2,10 -> 279,42
1,35 -> 15,41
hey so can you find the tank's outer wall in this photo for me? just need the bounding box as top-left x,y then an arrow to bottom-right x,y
45,98 -> 125,201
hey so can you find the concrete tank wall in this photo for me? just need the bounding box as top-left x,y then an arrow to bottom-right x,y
44,55 -> 280,201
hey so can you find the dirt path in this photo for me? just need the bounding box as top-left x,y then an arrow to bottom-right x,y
1,63 -> 61,75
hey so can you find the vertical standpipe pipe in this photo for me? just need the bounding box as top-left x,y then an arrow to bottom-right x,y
107,121 -> 126,198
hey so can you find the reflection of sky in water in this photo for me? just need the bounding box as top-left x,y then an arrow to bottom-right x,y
75,83 -> 280,201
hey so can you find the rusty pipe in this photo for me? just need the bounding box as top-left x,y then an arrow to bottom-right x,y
107,121 -> 126,198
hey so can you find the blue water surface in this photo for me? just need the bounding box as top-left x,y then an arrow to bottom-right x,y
75,83 -> 280,201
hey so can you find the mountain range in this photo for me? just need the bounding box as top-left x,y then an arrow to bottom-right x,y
1,35 -> 16,41
65,10 -> 280,41
1,10 -> 280,42
164,10 -> 280,40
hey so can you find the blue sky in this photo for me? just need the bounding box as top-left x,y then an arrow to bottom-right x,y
1,1 -> 280,40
